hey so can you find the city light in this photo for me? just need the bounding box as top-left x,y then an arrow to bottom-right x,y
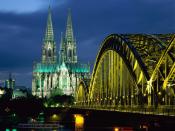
50,114 -> 60,121
114,127 -> 119,131
74,114 -> 84,127
0,89 -> 4,95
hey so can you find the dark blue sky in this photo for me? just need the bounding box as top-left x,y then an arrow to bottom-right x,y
0,0 -> 174,88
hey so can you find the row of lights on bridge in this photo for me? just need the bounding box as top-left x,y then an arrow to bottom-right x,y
76,95 -> 141,103
76,92 -> 164,103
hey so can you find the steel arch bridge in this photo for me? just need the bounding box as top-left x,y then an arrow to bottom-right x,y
75,34 -> 175,114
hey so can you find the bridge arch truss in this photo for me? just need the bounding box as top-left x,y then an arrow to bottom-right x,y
75,34 -> 175,107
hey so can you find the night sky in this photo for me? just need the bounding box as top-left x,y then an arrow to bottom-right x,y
0,0 -> 174,88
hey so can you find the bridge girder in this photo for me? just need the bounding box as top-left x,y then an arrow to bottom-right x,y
88,34 -> 149,106
75,80 -> 88,105
75,34 -> 175,106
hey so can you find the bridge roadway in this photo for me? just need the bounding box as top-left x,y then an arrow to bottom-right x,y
73,105 -> 175,116
44,106 -> 175,130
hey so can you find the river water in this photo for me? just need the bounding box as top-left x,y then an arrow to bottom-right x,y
2,112 -> 136,131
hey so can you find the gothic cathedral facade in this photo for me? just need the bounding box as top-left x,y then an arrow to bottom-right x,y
32,7 -> 90,98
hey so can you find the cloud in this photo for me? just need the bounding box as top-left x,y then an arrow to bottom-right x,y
0,0 -> 45,13
0,0 -> 68,14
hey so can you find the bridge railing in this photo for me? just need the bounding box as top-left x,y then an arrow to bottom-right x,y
72,104 -> 175,116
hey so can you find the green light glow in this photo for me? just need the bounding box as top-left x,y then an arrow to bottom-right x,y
34,63 -> 89,73
6,129 -> 10,131
34,64 -> 56,73
72,68 -> 89,73
12,129 -> 17,131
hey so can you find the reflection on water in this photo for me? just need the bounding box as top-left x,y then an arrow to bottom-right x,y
14,114 -> 83,131
74,114 -> 84,131
3,113 -> 135,131
14,113 -> 73,131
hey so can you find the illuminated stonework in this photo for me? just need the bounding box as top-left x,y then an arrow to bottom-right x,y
32,7 -> 90,98
5,73 -> 15,89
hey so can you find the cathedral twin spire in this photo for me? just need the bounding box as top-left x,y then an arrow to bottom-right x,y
65,9 -> 74,42
42,6 -> 77,65
44,6 -> 54,42
59,9 -> 77,64
42,6 -> 56,64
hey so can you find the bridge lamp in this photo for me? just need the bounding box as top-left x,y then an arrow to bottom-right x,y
162,97 -> 165,102
44,103 -> 48,107
158,92 -> 161,96
167,83 -> 175,87
51,104 -> 54,108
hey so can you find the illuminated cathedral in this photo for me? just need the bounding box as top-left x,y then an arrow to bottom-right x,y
32,7 -> 90,98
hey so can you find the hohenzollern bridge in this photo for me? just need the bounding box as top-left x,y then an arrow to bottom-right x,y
74,34 -> 175,116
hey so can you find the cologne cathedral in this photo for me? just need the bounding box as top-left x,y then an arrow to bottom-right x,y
32,7 -> 90,98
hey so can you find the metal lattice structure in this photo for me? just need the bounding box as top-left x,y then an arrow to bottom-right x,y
75,34 -> 175,110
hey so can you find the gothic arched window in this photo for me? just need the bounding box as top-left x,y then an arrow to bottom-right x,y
48,49 -> 52,57
68,50 -> 71,58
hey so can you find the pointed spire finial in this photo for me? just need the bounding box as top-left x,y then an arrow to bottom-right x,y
65,8 -> 74,42
44,5 -> 54,42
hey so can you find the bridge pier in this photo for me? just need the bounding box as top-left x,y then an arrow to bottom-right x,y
147,81 -> 152,107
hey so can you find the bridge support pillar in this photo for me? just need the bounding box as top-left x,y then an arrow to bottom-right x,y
148,94 -> 151,106
147,81 -> 152,106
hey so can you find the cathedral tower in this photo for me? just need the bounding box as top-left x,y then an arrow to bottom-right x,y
42,6 -> 57,64
59,9 -> 77,64
32,7 -> 90,98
